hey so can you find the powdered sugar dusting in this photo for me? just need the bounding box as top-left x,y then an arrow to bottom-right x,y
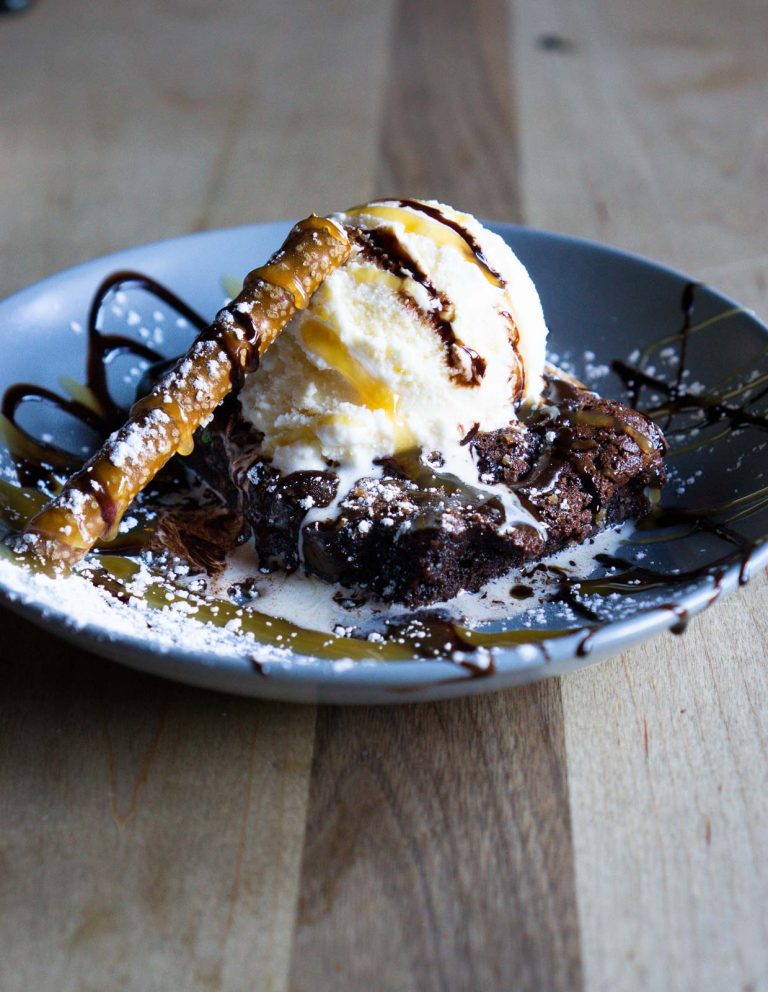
0,524 -> 629,670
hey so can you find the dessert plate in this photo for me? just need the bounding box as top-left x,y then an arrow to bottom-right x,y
0,222 -> 765,703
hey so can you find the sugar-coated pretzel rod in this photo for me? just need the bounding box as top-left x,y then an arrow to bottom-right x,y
15,215 -> 351,567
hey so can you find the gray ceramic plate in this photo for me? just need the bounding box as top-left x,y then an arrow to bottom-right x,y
0,222 -> 766,703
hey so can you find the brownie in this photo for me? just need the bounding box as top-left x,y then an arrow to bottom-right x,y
188,377 -> 667,606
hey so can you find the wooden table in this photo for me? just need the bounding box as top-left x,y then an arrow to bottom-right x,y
1,2 -> 766,989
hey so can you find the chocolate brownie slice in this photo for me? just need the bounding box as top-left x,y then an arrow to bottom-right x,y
188,376 -> 666,606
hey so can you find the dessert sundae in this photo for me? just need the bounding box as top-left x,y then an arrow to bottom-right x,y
14,199 -> 667,612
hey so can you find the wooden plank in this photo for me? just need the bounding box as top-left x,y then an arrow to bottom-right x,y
1,0 -> 765,987
0,613 -> 316,992
288,4 -> 582,990
0,1 -> 393,990
0,0 -> 395,298
376,0 -> 521,218
562,576 -> 768,992
514,0 -> 768,275
290,688 -> 581,992
514,0 -> 768,988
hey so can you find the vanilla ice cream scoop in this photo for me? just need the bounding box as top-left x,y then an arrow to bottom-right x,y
239,199 -> 548,488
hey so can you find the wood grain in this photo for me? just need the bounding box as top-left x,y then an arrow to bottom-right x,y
0,1 -> 391,990
289,689 -> 581,992
0,612 -> 316,992
289,4 -> 582,990
377,0 -> 521,218
0,0 -> 395,296
514,1 -> 768,988
514,0 -> 768,278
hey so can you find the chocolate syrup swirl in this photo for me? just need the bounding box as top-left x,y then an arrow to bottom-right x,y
85,271 -> 207,427
1,270 -> 208,487
387,198 -> 506,287
612,359 -> 768,436
612,282 -> 768,437
667,280 -> 698,425
1,384 -> 103,486
352,226 -> 487,386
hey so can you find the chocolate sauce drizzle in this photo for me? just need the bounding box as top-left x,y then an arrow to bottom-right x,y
612,282 -> 768,439
613,360 -> 768,437
549,546 -> 739,637
352,226 -> 487,387
85,270 -> 207,426
388,198 -> 505,287
0,272 -> 765,677
666,280 -> 698,426
1,270 -> 207,487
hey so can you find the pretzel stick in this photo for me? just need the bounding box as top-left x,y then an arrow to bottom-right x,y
15,215 -> 350,567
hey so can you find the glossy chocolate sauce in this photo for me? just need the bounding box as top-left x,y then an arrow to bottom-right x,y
389,198 -> 505,287
612,283 -> 768,438
352,226 -> 487,386
1,271 -> 207,487
85,270 -> 208,425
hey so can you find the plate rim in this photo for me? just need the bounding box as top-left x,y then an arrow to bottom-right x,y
1,220 -> 766,698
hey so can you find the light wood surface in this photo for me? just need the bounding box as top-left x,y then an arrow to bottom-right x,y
0,2 -> 766,991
